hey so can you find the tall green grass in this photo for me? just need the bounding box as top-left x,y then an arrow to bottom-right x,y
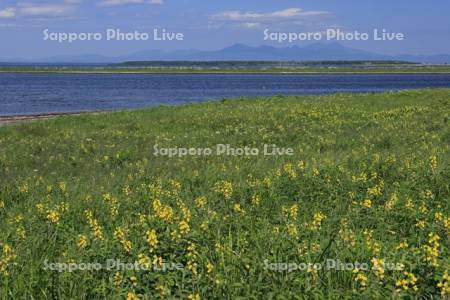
0,89 -> 449,299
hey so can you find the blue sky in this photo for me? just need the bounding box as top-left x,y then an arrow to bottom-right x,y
0,0 -> 449,59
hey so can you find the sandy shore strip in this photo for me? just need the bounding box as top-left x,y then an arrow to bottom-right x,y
0,111 -> 90,126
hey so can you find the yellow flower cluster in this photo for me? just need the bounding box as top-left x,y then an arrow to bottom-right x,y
396,272 -> 418,292
361,199 -> 372,209
152,199 -> 174,223
0,244 -> 16,276
282,204 -> 299,221
405,198 -> 414,210
371,258 -> 385,280
188,294 -> 201,300
286,223 -> 298,238
206,262 -> 214,274
146,229 -> 158,252
385,192 -> 398,210
114,227 -> 133,253
250,194 -> 260,206
16,226 -> 26,240
77,234 -> 88,249
195,196 -> 207,209
444,217 -> 450,233
429,155 -> 438,172
186,242 -> 198,275
179,220 -> 190,235
367,180 -> 384,197
297,160 -> 306,170
129,276 -> 138,287
137,253 -> 151,268
103,193 -> 118,217
353,269 -> 368,289
311,212 -> 326,230
437,270 -> 450,296
423,232 -> 440,267
113,272 -> 122,288
155,284 -> 169,296
46,209 -> 61,225
415,219 -> 426,229
11,214 -> 26,240
396,241 -> 409,250
178,200 -> 192,235
214,181 -> 233,200
58,181 -> 66,193
84,210 -> 104,241
338,219 -> 356,247
126,290 -> 139,300
283,163 -> 297,179
351,172 -> 368,183
363,230 -> 381,255
232,203 -> 244,214
43,202 -> 69,225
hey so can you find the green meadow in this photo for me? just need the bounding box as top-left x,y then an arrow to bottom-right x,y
0,89 -> 449,299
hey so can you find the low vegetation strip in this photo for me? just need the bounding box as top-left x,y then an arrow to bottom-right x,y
0,89 -> 449,299
2,66 -> 450,73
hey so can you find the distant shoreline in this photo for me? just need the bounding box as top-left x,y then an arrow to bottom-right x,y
1,70 -> 450,74
0,111 -> 104,125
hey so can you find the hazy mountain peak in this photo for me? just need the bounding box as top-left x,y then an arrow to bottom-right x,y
3,43 -> 450,63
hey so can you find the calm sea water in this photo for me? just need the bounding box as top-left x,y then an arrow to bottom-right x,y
1,73 -> 450,116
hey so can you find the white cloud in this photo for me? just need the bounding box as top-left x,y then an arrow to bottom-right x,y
211,8 -> 330,23
239,22 -> 262,29
0,8 -> 16,18
0,1 -> 80,19
17,3 -> 76,17
99,0 -> 163,6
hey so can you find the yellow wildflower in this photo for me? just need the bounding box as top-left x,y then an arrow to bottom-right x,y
353,269 -> 368,289
371,258 -> 385,280
385,192 -> 398,210
113,272 -> 122,288
46,209 -> 60,224
138,254 -> 151,268
179,220 -> 190,235
84,210 -> 104,241
214,181 -> 233,199
396,241 -> 409,250
437,270 -> 450,296
195,196 -> 207,209
423,232 -> 440,267
188,294 -> 201,300
415,220 -> 425,229
429,155 -> 438,172
272,226 -> 280,235
362,199 -> 372,208
311,212 -> 326,229
77,235 -> 88,249
126,291 -> 139,300
250,194 -> 261,206
146,229 -> 158,252
405,198 -> 414,210
396,272 -> 418,292
206,262 -> 214,273
16,226 -> 26,240
232,203 -> 244,213
129,276 -> 138,287
282,204 -> 299,221
287,223 -> 298,238
0,244 -> 16,276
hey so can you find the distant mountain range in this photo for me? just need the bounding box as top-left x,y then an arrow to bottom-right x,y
2,43 -> 450,64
